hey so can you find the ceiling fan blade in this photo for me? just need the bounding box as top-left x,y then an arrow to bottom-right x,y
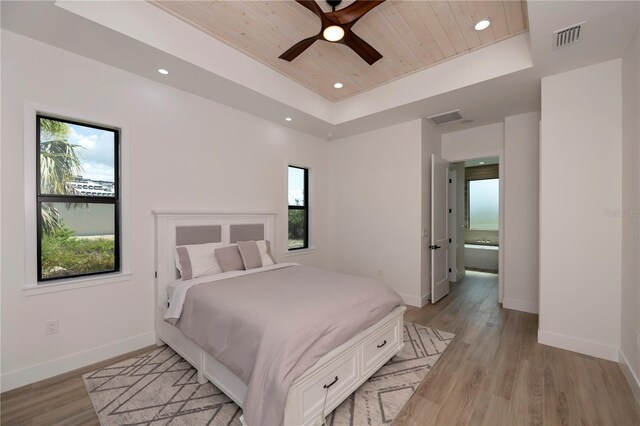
279,35 -> 320,62
342,30 -> 382,65
328,0 -> 385,26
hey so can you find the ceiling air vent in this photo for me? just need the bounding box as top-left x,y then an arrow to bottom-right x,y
428,110 -> 463,125
553,22 -> 585,49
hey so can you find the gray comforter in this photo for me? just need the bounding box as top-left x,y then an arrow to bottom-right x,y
174,265 -> 403,425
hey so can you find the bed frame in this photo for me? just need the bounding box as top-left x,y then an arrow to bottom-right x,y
153,211 -> 406,425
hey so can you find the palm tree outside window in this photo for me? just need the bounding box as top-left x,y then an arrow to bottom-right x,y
36,115 -> 120,282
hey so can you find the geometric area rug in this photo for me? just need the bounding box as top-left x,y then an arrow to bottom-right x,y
83,323 -> 454,425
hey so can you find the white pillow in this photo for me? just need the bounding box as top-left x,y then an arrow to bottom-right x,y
175,242 -> 224,280
256,240 -> 275,266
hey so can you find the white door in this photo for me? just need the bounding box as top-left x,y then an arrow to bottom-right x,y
431,154 -> 450,303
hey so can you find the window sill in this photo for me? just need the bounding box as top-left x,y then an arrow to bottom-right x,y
22,272 -> 132,296
283,247 -> 317,257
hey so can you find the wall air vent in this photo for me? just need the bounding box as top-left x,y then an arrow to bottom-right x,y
427,110 -> 463,125
553,22 -> 585,49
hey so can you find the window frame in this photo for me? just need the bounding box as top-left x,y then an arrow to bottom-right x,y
35,114 -> 121,283
287,165 -> 309,251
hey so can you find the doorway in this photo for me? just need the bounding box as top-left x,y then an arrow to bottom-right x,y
448,156 -> 502,299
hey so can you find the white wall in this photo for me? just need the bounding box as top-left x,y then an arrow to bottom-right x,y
539,59 -> 622,361
1,30 -> 330,390
328,120 -> 424,306
441,122 -> 504,161
620,26 -> 640,396
503,112 -> 540,314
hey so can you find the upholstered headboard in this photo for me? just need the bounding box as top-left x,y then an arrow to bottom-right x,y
153,212 -> 276,332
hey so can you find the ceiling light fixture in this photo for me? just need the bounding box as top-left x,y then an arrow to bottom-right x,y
474,19 -> 491,31
158,68 -> 169,75
333,82 -> 344,89
323,25 -> 345,42
285,117 -> 293,122
479,161 -> 486,165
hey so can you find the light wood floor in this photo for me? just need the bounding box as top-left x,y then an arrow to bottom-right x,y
2,271 -> 639,425
397,271 -> 640,426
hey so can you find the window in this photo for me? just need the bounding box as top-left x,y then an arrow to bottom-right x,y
287,166 -> 308,250
36,115 -> 120,282
468,178 -> 499,231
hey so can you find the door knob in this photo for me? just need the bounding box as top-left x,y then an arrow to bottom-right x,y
429,245 -> 441,250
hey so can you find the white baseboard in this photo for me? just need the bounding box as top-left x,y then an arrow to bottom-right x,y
503,297 -> 539,314
619,349 -> 640,405
421,292 -> 431,307
1,331 -> 156,392
398,292 -> 425,307
538,329 -> 619,361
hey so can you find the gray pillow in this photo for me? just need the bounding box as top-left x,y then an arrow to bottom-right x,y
237,241 -> 263,270
214,245 -> 245,272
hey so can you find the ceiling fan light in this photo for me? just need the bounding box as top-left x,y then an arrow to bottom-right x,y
323,25 -> 345,42
474,19 -> 491,31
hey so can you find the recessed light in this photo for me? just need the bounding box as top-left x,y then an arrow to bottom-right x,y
158,68 -> 169,75
479,161 -> 486,165
333,82 -> 344,89
474,19 -> 491,31
323,25 -> 345,42
285,117 -> 292,122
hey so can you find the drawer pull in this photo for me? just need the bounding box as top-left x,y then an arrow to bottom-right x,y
323,376 -> 339,389
377,340 -> 387,349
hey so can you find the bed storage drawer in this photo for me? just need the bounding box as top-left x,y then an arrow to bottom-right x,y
361,319 -> 401,375
298,348 -> 359,423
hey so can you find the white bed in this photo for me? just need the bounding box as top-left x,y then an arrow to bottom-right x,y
153,211 -> 406,426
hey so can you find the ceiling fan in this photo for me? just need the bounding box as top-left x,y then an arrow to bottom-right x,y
279,0 -> 385,65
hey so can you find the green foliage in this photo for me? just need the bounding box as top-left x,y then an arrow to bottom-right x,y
288,209 -> 305,239
41,203 -> 62,237
40,138 -> 84,195
40,118 -> 70,141
39,118 -> 86,235
41,226 -> 115,279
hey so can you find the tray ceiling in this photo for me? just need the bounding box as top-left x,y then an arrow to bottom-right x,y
151,1 -> 529,102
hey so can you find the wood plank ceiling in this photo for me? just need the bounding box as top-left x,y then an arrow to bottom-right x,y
151,1 -> 529,102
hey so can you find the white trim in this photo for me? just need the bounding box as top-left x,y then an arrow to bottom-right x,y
22,272 -> 132,296
421,292 -> 431,307
397,292 -> 422,307
538,329 -> 620,362
619,349 -> 640,406
503,297 -> 539,314
22,102 -> 131,289
282,247 -> 317,257
448,169 -> 458,282
0,331 -> 155,392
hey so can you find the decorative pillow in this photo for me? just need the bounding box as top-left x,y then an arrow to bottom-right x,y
214,245 -> 246,272
257,240 -> 275,266
237,241 -> 263,270
175,242 -> 224,281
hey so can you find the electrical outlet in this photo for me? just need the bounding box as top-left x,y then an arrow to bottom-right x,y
45,320 -> 59,335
